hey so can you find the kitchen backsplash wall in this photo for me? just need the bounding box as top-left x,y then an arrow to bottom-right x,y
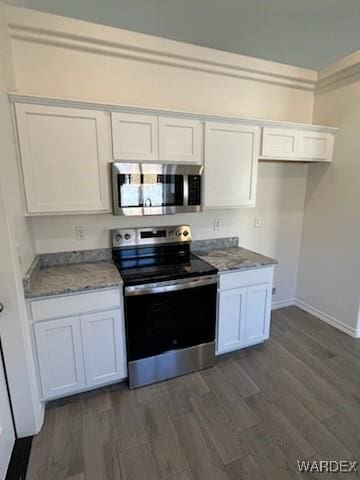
28,162 -> 308,305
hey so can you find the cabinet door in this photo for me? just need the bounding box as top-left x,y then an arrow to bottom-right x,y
217,287 -> 246,355
159,117 -> 203,163
244,284 -> 272,346
262,127 -> 298,159
205,122 -> 260,208
297,131 -> 334,162
15,103 -> 111,214
34,317 -> 85,400
81,309 -> 127,387
111,112 -> 158,161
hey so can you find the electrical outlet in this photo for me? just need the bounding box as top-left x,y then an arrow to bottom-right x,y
213,217 -> 221,231
255,216 -> 262,228
75,226 -> 85,241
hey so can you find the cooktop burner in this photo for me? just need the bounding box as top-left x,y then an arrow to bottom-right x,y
111,225 -> 217,286
116,253 -> 217,286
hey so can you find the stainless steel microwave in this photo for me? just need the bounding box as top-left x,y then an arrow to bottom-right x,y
111,163 -> 203,216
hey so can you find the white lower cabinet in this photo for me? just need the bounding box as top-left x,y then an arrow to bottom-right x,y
81,310 -> 127,387
32,289 -> 127,400
34,316 -> 86,399
216,267 -> 273,355
244,284 -> 272,345
217,287 -> 246,354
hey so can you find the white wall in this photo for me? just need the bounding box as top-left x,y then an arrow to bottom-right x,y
0,0 -> 43,436
8,6 -> 314,306
297,79 -> 360,336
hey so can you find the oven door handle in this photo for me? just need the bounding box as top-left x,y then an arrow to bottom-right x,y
125,274 -> 218,296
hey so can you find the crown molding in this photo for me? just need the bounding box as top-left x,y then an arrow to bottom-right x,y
7,92 -> 338,134
6,6 -> 317,92
317,51 -> 360,93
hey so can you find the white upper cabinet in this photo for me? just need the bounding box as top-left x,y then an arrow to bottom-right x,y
111,112 -> 203,163
262,127 -> 298,159
111,112 -> 158,161
158,117 -> 203,163
204,122 -> 260,208
261,126 -> 335,162
297,130 -> 334,162
15,103 -> 111,214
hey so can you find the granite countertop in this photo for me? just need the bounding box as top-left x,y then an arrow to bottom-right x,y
23,239 -> 276,299
195,247 -> 277,272
25,261 -> 122,299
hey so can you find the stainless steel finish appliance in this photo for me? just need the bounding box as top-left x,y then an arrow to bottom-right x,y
112,225 -> 218,389
111,163 -> 203,216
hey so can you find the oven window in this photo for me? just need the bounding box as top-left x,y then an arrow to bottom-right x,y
118,174 -> 184,208
125,283 -> 217,361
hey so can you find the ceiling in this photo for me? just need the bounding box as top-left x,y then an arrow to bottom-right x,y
7,0 -> 360,69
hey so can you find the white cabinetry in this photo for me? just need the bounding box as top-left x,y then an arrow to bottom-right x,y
81,310 -> 126,387
158,117 -> 203,163
204,122 -> 260,208
244,284 -> 272,345
15,103 -> 111,214
34,316 -> 86,399
111,112 -> 203,163
261,126 -> 334,162
111,112 -> 158,161
262,127 -> 298,159
217,287 -> 246,354
216,267 -> 273,355
31,289 -> 127,400
297,130 -> 334,161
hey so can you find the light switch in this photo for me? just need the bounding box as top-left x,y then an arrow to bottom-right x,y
213,217 -> 221,231
75,226 -> 85,240
255,216 -> 262,228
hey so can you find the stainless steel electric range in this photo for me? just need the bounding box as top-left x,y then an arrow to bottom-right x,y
112,225 -> 218,389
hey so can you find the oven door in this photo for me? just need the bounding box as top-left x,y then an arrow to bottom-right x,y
124,275 -> 217,387
112,162 -> 202,216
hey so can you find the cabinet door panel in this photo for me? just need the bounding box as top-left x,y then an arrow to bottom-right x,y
159,117 -> 203,163
34,317 -> 85,400
15,103 -> 110,213
298,131 -> 334,161
111,112 -> 158,161
81,309 -> 126,387
262,127 -> 298,158
205,122 -> 259,208
217,287 -> 246,355
244,284 -> 271,346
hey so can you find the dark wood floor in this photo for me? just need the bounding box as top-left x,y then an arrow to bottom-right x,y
26,306 -> 360,480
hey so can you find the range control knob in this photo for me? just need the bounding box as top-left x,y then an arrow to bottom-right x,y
115,234 -> 123,243
124,233 -> 131,240
175,230 -> 182,237
183,230 -> 189,237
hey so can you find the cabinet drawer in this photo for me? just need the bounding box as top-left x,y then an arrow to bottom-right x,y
219,267 -> 273,291
31,289 -> 121,322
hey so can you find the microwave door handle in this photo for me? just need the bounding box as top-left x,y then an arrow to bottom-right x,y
125,275 -> 217,296
183,174 -> 189,207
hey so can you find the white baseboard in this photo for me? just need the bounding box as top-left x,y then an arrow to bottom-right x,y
271,298 -> 295,310
295,299 -> 360,339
